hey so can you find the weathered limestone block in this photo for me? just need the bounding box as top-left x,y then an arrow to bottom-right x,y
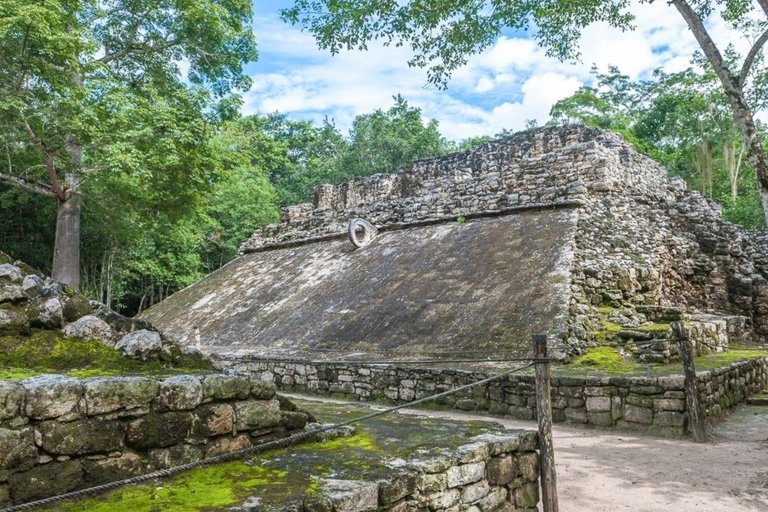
587,411 -> 614,427
653,398 -> 685,412
457,442 -> 490,463
233,400 -> 281,431
585,396 -> 611,413
469,433 -> 520,455
23,375 -> 83,420
318,479 -> 379,512
37,418 -> 124,455
0,428 -> 37,470
653,411 -> 685,428
513,481 -> 540,508
203,374 -> 250,401
0,381 -> 23,420
0,309 -> 27,332
378,472 -> 417,505
623,405 -> 653,425
417,471 -> 448,493
516,452 -> 539,482
62,315 -> 113,343
155,375 -> 203,411
428,488 -> 461,509
0,285 -> 26,304
191,403 -> 234,437
82,452 -> 143,485
250,379 -> 277,400
115,330 -> 162,360
8,460 -> 83,503
148,444 -> 203,470
84,377 -> 159,415
477,486 -> 507,511
280,411 -> 310,431
29,298 -> 64,329
446,461 -> 485,488
205,434 -> 252,458
61,295 -> 94,323
0,264 -> 23,284
461,479 -> 490,503
126,412 -> 193,449
21,275 -> 43,298
486,455 -> 519,485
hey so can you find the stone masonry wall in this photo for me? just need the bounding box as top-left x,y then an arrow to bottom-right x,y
247,430 -> 541,512
0,373 -> 310,507
217,357 -> 768,438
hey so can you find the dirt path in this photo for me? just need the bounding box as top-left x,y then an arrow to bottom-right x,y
289,395 -> 768,512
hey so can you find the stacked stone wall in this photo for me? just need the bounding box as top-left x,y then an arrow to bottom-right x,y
0,373 -> 310,507
256,430 -> 541,512
218,357 -> 768,438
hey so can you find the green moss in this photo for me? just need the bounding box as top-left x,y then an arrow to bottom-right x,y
639,323 -> 671,332
570,347 -> 638,373
296,432 -> 381,455
595,306 -> 615,314
41,461 -> 289,512
0,329 -> 212,379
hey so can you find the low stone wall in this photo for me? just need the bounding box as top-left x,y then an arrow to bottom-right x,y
0,373 -> 310,507
218,356 -> 768,438
243,430 -> 541,512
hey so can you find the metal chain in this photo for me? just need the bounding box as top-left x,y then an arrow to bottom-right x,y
0,364 -> 533,512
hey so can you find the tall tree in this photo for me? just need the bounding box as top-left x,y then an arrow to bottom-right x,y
0,0 -> 257,288
282,0 -> 768,223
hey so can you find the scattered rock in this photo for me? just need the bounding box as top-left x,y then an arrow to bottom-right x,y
115,330 -> 163,361
63,315 -> 114,344
0,264 -> 23,284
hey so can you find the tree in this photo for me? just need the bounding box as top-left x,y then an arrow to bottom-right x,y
0,0 -> 257,288
282,0 -> 768,224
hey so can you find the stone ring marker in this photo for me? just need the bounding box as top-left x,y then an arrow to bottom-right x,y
347,218 -> 379,248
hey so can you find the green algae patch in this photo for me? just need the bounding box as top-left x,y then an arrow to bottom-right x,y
639,323 -> 671,332
0,330 -> 212,380
569,347 -> 638,374
39,461 -> 289,512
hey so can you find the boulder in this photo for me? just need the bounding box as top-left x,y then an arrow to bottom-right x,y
0,285 -> 26,304
0,264 -> 23,284
0,308 -> 27,333
21,275 -> 44,298
115,329 -> 163,361
63,315 -> 114,344
28,298 -> 64,329
62,294 -> 94,322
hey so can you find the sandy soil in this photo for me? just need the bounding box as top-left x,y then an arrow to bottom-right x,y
291,395 -> 768,512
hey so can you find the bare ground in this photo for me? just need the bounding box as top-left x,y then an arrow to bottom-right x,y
290,395 -> 768,512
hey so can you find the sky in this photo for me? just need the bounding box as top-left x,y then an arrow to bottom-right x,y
242,0 -> 759,142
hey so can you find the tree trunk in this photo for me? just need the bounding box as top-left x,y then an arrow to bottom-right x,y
52,191 -> 81,289
53,131 -> 83,289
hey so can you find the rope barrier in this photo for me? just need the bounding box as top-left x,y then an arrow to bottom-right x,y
0,363 -> 533,512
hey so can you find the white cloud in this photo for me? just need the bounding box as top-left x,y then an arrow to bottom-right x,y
246,1 -> 761,140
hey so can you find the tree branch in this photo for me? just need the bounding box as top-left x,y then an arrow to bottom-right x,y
740,27 -> 768,88
97,10 -> 153,65
757,0 -> 768,17
20,118 -> 66,199
0,172 -> 56,198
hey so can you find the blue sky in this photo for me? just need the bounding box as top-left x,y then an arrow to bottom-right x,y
243,0 -> 753,141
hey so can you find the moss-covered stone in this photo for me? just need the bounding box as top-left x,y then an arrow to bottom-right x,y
126,412 -> 193,449
62,295 -> 94,322
37,418 -> 125,456
8,460 -> 83,503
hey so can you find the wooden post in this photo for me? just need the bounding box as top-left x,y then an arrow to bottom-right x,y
671,321 -> 707,442
533,334 -> 559,512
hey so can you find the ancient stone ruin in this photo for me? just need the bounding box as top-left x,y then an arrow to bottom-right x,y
143,125 -> 767,361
